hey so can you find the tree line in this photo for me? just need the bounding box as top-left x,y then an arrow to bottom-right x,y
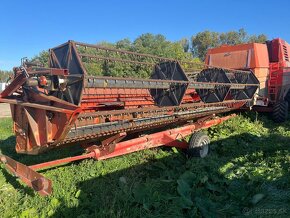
0,29 -> 267,81
0,70 -> 12,83
191,29 -> 267,59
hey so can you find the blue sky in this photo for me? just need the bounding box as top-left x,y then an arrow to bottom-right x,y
0,0 -> 289,70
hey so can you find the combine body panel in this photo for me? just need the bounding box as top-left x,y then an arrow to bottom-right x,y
0,40 -> 259,195
266,38 -> 290,102
205,38 -> 290,110
206,42 -> 269,101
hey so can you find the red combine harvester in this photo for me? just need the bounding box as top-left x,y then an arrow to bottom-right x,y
205,38 -> 290,122
0,41 -> 259,195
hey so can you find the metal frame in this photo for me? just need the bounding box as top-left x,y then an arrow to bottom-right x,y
0,114 -> 235,196
0,41 -> 259,155
0,40 -> 259,195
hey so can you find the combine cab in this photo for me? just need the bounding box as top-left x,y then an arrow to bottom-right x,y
206,38 -> 290,122
0,41 -> 259,195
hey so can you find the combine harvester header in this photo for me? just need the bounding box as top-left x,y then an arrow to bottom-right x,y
0,41 -> 259,195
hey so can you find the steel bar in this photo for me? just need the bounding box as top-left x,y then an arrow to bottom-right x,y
29,152 -> 96,170
28,68 -> 69,76
84,75 -> 258,90
0,155 -> 52,196
11,114 -> 236,172
75,41 -> 175,62
0,70 -> 28,98
0,98 -> 76,114
74,41 -> 254,74
96,114 -> 236,160
80,53 -> 156,66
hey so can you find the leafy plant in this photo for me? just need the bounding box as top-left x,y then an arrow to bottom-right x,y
0,113 -> 289,217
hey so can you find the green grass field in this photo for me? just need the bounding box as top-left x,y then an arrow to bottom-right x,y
0,113 -> 289,217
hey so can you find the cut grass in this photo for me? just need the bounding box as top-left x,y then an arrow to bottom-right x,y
0,112 -> 289,217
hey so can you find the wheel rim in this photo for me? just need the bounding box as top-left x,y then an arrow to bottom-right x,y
199,139 -> 209,158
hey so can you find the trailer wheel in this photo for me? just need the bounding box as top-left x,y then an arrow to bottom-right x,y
273,101 -> 288,123
187,131 -> 210,158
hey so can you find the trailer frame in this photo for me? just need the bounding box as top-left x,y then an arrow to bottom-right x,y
0,114 -> 235,196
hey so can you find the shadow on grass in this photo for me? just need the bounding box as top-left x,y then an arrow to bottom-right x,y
0,136 -> 84,166
49,133 -> 289,217
243,110 -> 290,130
0,129 -> 289,217
0,136 -> 85,196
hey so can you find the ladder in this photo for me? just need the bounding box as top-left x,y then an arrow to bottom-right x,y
268,63 -> 280,101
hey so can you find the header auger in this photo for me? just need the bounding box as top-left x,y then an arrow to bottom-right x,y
0,41 -> 259,195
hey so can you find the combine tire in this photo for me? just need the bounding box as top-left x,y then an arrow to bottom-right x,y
273,101 -> 288,123
285,91 -> 290,109
186,131 -> 210,158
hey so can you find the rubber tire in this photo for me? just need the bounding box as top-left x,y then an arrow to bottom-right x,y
273,101 -> 288,123
285,91 -> 290,109
186,131 -> 210,158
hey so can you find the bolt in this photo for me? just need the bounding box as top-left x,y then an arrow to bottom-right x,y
0,156 -> 7,164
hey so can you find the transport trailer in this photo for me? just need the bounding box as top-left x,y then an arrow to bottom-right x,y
0,41 -> 259,195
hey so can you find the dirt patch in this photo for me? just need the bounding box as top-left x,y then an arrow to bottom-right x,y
0,103 -> 11,117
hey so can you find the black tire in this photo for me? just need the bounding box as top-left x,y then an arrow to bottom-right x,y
186,131 -> 210,158
285,91 -> 290,109
273,101 -> 288,123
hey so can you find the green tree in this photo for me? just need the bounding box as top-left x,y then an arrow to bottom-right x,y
191,29 -> 268,60
219,28 -> 247,45
133,33 -> 170,57
133,33 -> 193,60
248,34 -> 268,43
0,70 -> 12,82
80,33 -> 199,78
179,38 -> 190,52
131,33 -> 197,77
29,30 -> 268,78
115,38 -> 132,50
191,31 -> 219,60
31,50 -> 49,67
